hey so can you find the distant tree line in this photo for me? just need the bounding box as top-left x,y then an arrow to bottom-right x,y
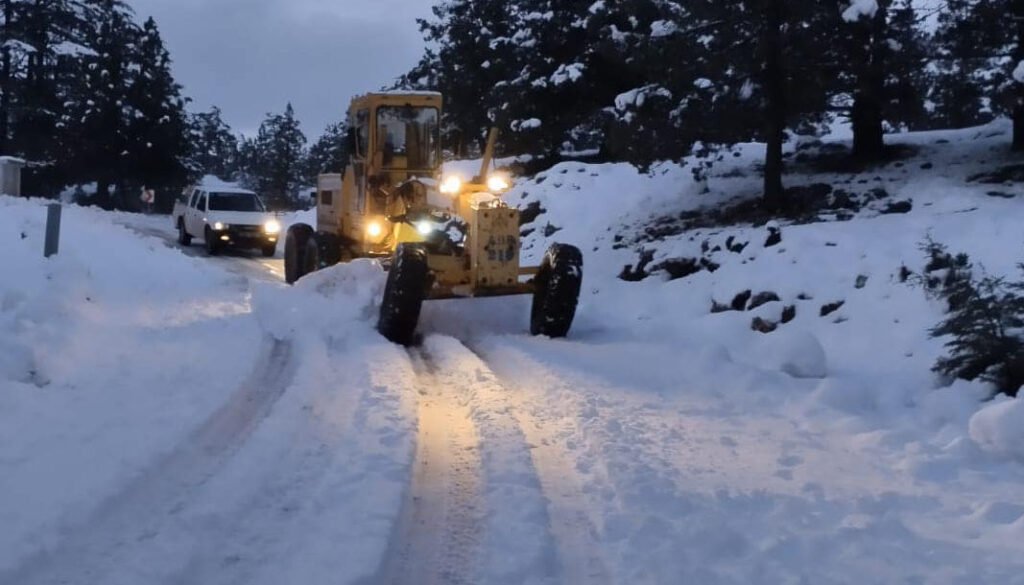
401,0 -> 1024,211
0,0 -> 343,211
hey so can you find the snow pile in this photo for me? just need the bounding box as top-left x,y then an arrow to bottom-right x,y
771,330 -> 828,378
1014,60 -> 1024,83
843,0 -> 878,21
969,396 -> 1024,460
512,118 -> 543,131
251,259 -> 385,341
0,197 -> 414,584
0,196 -> 261,573
468,120 -> 1024,581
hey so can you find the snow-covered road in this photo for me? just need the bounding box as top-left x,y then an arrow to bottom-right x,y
117,214 -> 286,284
9,121 -> 1024,584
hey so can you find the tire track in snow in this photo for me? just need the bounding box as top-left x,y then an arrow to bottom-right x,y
461,338 -> 613,585
415,336 -> 562,584
0,336 -> 295,585
123,222 -> 285,284
366,348 -> 483,585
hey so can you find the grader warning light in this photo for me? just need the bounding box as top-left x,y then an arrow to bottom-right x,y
284,93 -> 583,344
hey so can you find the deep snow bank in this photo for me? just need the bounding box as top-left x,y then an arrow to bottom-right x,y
0,196 -> 262,572
1,198 -> 417,584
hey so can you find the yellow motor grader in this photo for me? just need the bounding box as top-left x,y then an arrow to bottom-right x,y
284,92 -> 583,345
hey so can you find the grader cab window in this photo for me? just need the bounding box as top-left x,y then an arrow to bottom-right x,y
376,106 -> 440,171
352,110 -> 369,158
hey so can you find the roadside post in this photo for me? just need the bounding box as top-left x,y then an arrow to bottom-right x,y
44,203 -> 62,258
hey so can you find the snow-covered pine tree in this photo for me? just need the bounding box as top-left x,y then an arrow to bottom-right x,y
400,0 -> 522,156
0,0 -> 28,154
3,0 -> 89,187
833,0 -> 930,159
188,106 -> 239,182
123,17 -> 189,212
242,103 -> 307,210
64,0 -> 138,208
672,0 -> 837,210
303,121 -> 347,183
937,0 -> 1024,149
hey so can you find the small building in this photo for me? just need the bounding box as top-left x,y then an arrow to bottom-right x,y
0,157 -> 26,197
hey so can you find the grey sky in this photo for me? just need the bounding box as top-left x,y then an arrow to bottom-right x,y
126,0 -> 434,138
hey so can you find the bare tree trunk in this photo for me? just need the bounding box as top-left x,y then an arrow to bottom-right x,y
1014,103 -> 1024,152
853,0 -> 889,161
1015,0 -> 1024,151
763,0 -> 786,212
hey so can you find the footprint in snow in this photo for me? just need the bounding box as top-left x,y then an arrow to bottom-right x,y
777,454 -> 804,467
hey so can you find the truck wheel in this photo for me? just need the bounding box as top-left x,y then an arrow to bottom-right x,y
378,244 -> 429,346
205,226 -> 220,256
530,243 -> 583,338
177,219 -> 192,246
285,223 -> 314,284
304,233 -> 321,274
316,232 -> 344,267
261,243 -> 276,257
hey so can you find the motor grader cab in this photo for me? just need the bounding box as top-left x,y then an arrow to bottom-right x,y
285,92 -> 444,283
285,91 -> 583,345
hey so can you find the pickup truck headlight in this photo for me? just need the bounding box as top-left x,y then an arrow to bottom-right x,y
264,219 -> 281,235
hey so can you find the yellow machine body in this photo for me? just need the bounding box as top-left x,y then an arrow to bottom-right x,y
311,93 -> 538,299
314,92 -> 442,258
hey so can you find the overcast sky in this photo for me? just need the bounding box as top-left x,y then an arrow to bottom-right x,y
126,0 -> 433,138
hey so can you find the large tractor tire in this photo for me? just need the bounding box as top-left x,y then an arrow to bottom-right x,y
378,244 -> 430,346
530,243 -> 583,338
284,223 -> 314,284
316,232 -> 345,268
177,219 -> 192,246
303,232 -> 321,275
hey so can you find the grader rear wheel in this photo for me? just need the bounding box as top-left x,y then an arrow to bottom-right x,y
285,223 -> 314,284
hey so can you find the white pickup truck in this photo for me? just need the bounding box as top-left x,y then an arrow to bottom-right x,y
172,184 -> 281,256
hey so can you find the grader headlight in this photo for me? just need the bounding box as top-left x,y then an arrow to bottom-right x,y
440,175 -> 463,195
486,174 -> 511,193
366,221 -> 383,237
416,220 -> 434,236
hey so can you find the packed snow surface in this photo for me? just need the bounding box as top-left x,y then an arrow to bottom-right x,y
4,120 -> 1024,583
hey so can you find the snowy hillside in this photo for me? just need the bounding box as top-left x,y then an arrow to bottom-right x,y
4,121 -> 1024,583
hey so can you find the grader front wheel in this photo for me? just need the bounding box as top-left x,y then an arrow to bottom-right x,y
531,243 -> 583,338
378,244 -> 429,346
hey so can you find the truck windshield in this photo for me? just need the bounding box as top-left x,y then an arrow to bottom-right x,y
208,193 -> 265,212
377,106 -> 440,170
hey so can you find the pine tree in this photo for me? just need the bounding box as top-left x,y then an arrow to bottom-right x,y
937,0 -> 1024,149
836,0 -> 929,160
188,106 -> 239,181
124,17 -> 189,212
65,0 -> 137,208
3,0 -> 86,185
400,0 -> 523,156
0,0 -> 25,154
672,0 -> 838,210
303,121 -> 347,183
241,103 -> 307,210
